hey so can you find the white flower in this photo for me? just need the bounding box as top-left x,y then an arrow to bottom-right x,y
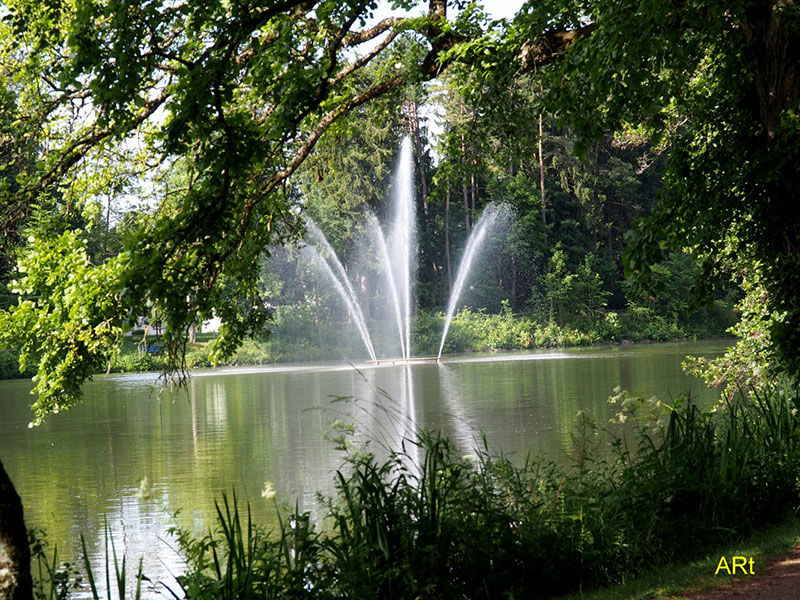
261,481 -> 275,501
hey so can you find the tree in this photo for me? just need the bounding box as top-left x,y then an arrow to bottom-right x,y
513,0 -> 800,380
0,456 -> 32,600
1,0 -> 476,413
0,0 -> 593,412
3,1 -> 800,594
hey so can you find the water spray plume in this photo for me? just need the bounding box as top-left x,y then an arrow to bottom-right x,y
368,212 -> 407,360
389,137 -> 416,360
301,137 -> 507,362
305,222 -> 377,361
437,204 -> 509,361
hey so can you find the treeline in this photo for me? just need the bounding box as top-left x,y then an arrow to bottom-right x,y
257,63 -> 737,355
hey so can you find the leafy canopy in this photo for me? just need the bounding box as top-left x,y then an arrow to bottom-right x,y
2,0 -> 800,423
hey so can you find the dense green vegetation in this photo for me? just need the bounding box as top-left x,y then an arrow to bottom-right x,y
2,0 -> 798,418
33,299 -> 732,377
1,0 -> 799,597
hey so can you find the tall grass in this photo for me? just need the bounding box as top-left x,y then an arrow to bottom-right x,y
30,521 -> 144,600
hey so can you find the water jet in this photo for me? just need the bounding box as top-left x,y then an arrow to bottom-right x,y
304,137 -> 508,361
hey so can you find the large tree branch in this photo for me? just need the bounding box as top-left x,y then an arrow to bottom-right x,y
343,17 -> 404,46
228,0 -> 466,258
231,72 -> 408,257
517,23 -> 597,73
333,29 -> 400,86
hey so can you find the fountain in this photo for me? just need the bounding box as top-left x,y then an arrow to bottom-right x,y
304,136 -> 508,362
437,203 -> 509,360
304,221 -> 378,362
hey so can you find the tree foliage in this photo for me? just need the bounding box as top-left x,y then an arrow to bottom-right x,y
0,0 -> 479,415
1,0 -> 799,420
530,0 -> 800,380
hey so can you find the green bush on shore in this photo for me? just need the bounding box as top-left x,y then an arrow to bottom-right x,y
411,300 -> 733,357
0,301 -> 735,379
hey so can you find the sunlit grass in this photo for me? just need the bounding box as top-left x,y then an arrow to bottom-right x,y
559,517 -> 800,600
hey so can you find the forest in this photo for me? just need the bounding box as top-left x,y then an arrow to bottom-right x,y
1,0 -> 800,598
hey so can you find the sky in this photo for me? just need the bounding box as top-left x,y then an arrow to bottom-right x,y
471,0 -> 527,21
371,0 -> 526,22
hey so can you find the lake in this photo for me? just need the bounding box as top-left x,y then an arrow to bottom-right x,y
0,340 -> 727,595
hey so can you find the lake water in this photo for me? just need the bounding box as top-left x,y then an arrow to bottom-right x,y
0,340 -> 727,595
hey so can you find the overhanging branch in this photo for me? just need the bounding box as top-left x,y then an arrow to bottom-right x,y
518,23 -> 596,73
344,17 -> 405,46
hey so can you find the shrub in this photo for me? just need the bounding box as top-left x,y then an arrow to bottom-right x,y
111,350 -> 164,373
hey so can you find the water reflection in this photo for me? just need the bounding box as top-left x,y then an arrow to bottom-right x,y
436,364 -> 481,455
0,341 -> 728,597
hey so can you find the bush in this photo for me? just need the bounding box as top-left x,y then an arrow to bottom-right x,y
110,350 -> 164,373
619,303 -> 684,341
0,347 -> 36,379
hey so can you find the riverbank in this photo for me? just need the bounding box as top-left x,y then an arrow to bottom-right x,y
0,304 -> 735,380
27,383 -> 794,600
560,518 -> 800,600
166,386 -> 800,599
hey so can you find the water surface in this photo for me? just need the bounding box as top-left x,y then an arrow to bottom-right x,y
0,340 -> 727,594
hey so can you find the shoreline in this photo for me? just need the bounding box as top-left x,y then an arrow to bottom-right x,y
0,336 -> 736,382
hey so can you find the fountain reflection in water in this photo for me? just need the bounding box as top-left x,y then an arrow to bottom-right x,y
304,136 -> 508,361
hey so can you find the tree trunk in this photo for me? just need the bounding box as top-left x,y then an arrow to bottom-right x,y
313,283 -> 322,349
462,176 -> 470,232
461,134 -> 470,232
459,100 -> 470,232
0,458 -> 32,600
187,294 -> 197,343
739,2 -> 800,375
511,254 -> 517,306
445,180 -> 452,291
407,100 -> 429,216
103,193 -> 112,259
538,112 -> 547,247
470,169 -> 477,217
